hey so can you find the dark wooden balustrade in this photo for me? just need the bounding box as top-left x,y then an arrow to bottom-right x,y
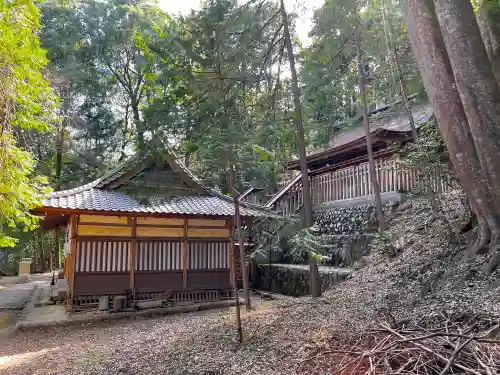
264,158 -> 453,215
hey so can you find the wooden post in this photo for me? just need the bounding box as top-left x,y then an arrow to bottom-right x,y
68,215 -> 78,310
129,217 -> 136,294
227,219 -> 234,289
182,218 -> 188,290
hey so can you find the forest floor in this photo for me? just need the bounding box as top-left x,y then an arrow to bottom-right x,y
1,190 -> 499,375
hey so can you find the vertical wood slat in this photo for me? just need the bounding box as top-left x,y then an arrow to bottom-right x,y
187,241 -> 228,269
68,215 -> 79,309
390,159 -> 395,191
366,163 -> 370,195
382,160 -> 385,191
338,170 -> 343,199
130,218 -> 136,292
386,159 -> 390,192
380,159 -> 385,193
76,240 -> 131,272
355,164 -> 360,197
345,169 -> 348,199
182,219 -> 187,289
228,219 -> 234,288
384,159 -> 389,192
378,159 -> 384,193
134,241 -> 181,271
340,170 -> 344,199
328,172 -> 332,202
368,161 -> 372,195
353,167 -> 356,197
274,157 -> 426,208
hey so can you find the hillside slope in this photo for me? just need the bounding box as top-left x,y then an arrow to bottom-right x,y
1,191 -> 498,375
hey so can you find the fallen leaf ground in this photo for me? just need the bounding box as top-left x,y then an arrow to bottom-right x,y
1,192 -> 499,375
0,299 -> 314,375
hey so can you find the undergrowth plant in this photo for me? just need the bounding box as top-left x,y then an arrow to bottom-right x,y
392,120 -> 459,238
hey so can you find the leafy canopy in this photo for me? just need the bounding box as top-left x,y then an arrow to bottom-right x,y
0,0 -> 56,246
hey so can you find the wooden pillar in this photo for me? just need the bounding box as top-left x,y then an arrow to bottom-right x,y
227,218 -> 234,288
68,215 -> 78,310
129,217 -> 136,294
182,218 -> 188,290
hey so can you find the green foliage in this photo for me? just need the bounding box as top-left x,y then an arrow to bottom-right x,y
371,229 -> 398,258
287,226 -> 327,263
0,134 -> 51,247
393,120 -> 456,196
0,0 -> 58,131
41,0 -> 175,177
301,0 -> 424,148
0,0 -> 56,247
142,0 -> 296,191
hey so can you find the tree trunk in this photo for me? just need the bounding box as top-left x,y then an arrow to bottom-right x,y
54,227 -> 60,270
230,222 -> 243,343
434,0 -> 500,216
55,126 -> 63,269
131,97 -> 144,152
393,45 -> 418,141
476,2 -> 500,88
308,258 -> 321,297
280,0 -> 312,228
229,166 -> 251,311
401,0 -> 500,254
38,229 -> 45,273
281,0 -> 321,297
355,22 -> 386,232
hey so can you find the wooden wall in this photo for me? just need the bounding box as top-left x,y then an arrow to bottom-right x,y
67,213 -> 233,306
76,215 -> 230,239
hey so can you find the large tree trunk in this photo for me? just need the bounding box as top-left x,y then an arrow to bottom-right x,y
355,22 -> 386,232
476,2 -> 500,88
401,0 -> 500,254
281,0 -> 320,297
434,0 -> 500,216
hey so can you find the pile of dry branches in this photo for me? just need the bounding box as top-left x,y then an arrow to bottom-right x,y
300,313 -> 500,374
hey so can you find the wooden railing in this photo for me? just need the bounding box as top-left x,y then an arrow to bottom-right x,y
311,159 -> 414,203
267,158 -> 453,215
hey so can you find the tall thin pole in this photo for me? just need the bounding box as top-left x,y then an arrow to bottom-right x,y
280,0 -> 313,228
280,0 -> 321,297
393,44 -> 418,140
231,237 -> 243,343
230,165 -> 251,311
355,21 -> 386,232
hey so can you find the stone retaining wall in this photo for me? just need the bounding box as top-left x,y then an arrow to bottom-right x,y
250,264 -> 350,296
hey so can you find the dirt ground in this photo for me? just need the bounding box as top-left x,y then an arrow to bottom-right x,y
0,299 -> 305,375
2,193 -> 500,375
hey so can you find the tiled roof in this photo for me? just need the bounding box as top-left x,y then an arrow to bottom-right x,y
324,103 -> 432,151
45,184 -> 265,216
42,151 -> 269,218
284,102 -> 433,170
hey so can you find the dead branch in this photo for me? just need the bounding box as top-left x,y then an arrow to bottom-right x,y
297,314 -> 500,375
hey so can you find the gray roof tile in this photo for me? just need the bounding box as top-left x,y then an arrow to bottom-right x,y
44,184 -> 266,217
43,152 -> 269,218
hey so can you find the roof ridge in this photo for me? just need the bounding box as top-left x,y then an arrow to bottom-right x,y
95,153 -> 149,189
49,179 -> 101,198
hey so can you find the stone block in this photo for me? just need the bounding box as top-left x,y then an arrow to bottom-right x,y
136,300 -> 163,310
55,279 -> 67,289
112,296 -> 126,312
98,296 -> 109,311
51,290 -> 66,302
